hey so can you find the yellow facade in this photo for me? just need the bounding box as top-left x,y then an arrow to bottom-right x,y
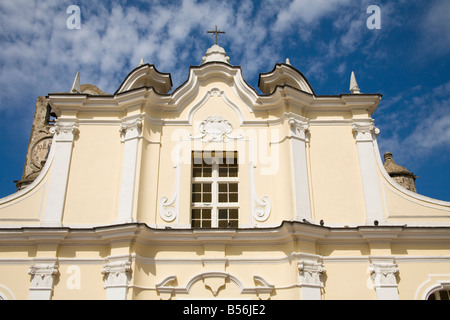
0,45 -> 449,300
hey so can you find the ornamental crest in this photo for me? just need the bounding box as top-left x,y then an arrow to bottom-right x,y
199,115 -> 233,142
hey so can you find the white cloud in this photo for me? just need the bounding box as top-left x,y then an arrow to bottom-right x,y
273,0 -> 352,31
377,81 -> 450,165
421,1 -> 450,56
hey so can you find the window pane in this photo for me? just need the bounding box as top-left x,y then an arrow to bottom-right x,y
202,220 -> 211,228
192,183 -> 201,192
218,193 -> 228,203
218,209 -> 228,219
229,220 -> 238,228
219,167 -> 228,177
202,209 -> 211,219
192,209 -> 201,219
218,220 -> 228,228
193,168 -> 202,177
439,290 -> 449,300
229,183 -> 238,192
192,220 -> 201,228
203,183 -> 212,192
203,193 -> 212,202
229,209 -> 238,219
218,183 -> 227,192
229,167 -> 238,177
229,193 -> 238,202
203,167 -> 212,177
192,193 -> 201,202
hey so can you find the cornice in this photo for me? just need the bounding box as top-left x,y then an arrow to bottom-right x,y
1,221 -> 449,248
47,66 -> 382,122
258,63 -> 315,95
115,63 -> 172,95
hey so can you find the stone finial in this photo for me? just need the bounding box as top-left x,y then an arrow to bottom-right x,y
139,58 -> 145,66
202,44 -> 230,64
384,152 -> 418,192
70,71 -> 81,93
350,71 -> 361,94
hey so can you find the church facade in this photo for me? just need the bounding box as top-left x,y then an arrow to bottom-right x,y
0,44 -> 449,300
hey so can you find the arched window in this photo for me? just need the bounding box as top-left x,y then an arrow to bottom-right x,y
428,289 -> 450,300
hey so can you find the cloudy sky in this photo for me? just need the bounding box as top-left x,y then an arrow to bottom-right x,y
0,0 -> 449,201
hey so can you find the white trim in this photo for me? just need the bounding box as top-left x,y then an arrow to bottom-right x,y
352,120 -> 385,224
0,284 -> 16,300
289,117 -> 312,222
187,88 -> 245,125
154,272 -> 274,298
116,117 -> 142,224
373,138 -> 450,208
41,121 -> 79,227
415,274 -> 450,300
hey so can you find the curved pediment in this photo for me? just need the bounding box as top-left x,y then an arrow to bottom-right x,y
258,63 -> 315,95
116,64 -> 172,95
164,61 -> 259,115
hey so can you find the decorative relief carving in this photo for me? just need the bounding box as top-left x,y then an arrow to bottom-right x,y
159,163 -> 180,222
250,162 -> 271,222
189,114 -> 243,142
199,115 -> 233,142
156,275 -> 177,300
155,273 -> 274,299
31,138 -> 53,169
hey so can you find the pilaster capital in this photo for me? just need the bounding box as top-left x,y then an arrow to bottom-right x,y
50,120 -> 79,142
352,120 -> 380,142
120,117 -> 142,141
369,258 -> 399,287
101,255 -> 132,288
295,253 -> 326,288
28,258 -> 59,290
288,117 -> 309,141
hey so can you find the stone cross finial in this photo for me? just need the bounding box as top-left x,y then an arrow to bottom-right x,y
207,25 -> 225,45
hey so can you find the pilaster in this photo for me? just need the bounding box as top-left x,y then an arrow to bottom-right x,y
42,120 -> 79,227
116,117 -> 142,224
289,117 -> 312,222
352,120 -> 384,224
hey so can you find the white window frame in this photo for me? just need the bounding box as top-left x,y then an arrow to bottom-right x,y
428,288 -> 450,300
191,151 -> 239,228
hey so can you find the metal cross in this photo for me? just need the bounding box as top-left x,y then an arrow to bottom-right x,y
207,25 -> 225,45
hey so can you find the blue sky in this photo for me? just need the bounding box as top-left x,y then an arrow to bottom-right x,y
0,0 -> 449,201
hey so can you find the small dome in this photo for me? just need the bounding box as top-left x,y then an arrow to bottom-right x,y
384,152 -> 412,175
384,152 -> 418,192
80,84 -> 108,95
202,44 -> 230,64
